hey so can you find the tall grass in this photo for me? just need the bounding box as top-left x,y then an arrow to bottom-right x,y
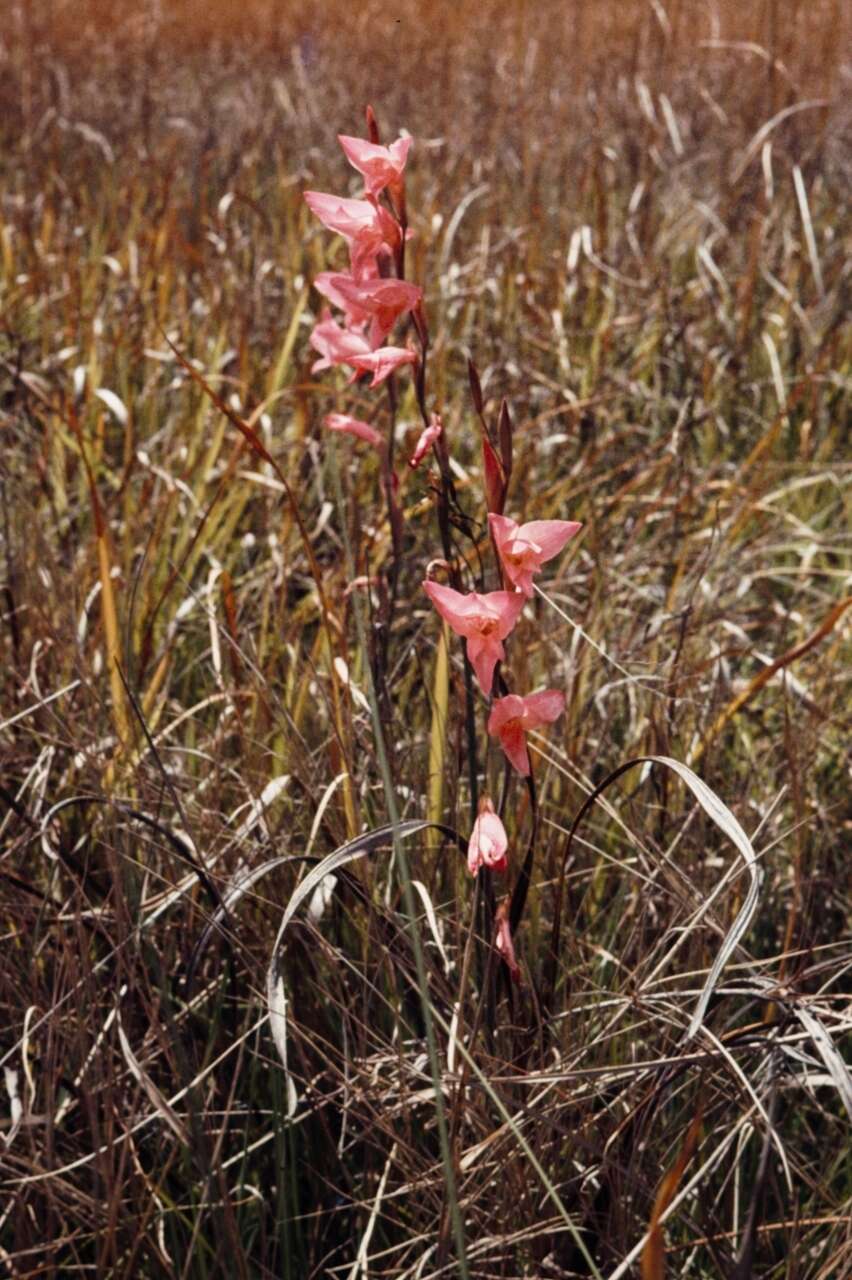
1,1 -> 850,1276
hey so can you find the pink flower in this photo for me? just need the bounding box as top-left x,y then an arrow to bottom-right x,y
314,272 -> 375,329
422,580 -> 524,694
467,797 -> 508,876
347,346 -> 417,388
317,273 -> 422,345
488,514 -> 583,597
487,689 -> 565,776
494,899 -> 521,982
323,413 -> 383,448
309,310 -> 372,372
309,309 -> 416,387
338,133 -> 412,199
408,413 -> 443,468
304,191 -> 400,276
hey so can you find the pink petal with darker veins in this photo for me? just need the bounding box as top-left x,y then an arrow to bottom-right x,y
314,272 -> 375,329
337,134 -> 412,197
309,310 -> 372,372
487,689 -> 565,776
517,519 -> 583,561
422,582 -> 524,693
422,581 -> 486,637
521,688 -> 565,722
488,513 -> 582,597
347,346 -> 417,387
330,275 -> 423,344
465,633 -> 505,697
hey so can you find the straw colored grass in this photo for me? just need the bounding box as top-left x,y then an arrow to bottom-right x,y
1,1 -> 850,1276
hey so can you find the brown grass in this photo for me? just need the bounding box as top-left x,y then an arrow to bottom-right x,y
1,1 -> 850,1276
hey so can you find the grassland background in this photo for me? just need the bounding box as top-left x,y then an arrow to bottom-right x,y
1,1 -> 851,1276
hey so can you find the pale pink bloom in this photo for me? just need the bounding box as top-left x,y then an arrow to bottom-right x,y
347,346 -> 417,388
487,689 -> 565,776
422,580 -> 524,694
338,133 -> 412,198
309,310 -> 372,372
354,253 -> 381,282
318,273 -> 423,344
488,513 -> 582,597
408,413 -> 443,468
494,899 -> 521,982
310,313 -> 411,387
323,413 -> 383,448
467,797 -> 508,876
304,191 -> 400,276
314,272 -> 375,329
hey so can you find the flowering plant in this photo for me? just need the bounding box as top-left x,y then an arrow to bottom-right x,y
304,107 -> 583,990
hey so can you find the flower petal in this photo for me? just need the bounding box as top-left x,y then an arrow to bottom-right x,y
487,513 -> 517,551
522,688 -> 565,726
348,346 -> 416,387
517,519 -> 582,562
498,721 -> 530,775
489,590 -> 526,638
408,413 -> 443,468
466,633 -> 503,695
487,694 -> 525,734
337,134 -> 412,197
422,581 -> 482,637
468,800 -> 508,876
323,413 -> 383,447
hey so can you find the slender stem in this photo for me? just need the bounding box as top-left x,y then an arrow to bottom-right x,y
328,445 -> 469,1276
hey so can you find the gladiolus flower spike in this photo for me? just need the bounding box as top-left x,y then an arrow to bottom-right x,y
423,580 -> 524,695
489,513 -> 582,598
488,689 -> 565,776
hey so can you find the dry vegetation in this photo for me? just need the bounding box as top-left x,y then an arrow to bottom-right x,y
1,1 -> 851,1276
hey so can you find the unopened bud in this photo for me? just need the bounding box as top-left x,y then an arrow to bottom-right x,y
482,434 -> 506,514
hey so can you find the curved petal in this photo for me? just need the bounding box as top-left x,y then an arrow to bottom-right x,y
522,688 -> 565,727
490,590 -> 526,637
323,414 -> 383,448
518,519 -> 582,562
487,694 -> 525,734
469,806 -> 508,875
348,346 -> 416,388
422,581 -> 482,637
466,634 -> 502,695
408,414 -> 442,468
491,586 -> 524,632
337,134 -> 412,197
304,191 -> 377,236
498,721 -> 530,775
509,565 -> 536,598
487,513 -> 518,552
